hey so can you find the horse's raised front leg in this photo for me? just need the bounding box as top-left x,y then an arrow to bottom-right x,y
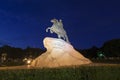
46,27 -> 51,32
50,29 -> 53,33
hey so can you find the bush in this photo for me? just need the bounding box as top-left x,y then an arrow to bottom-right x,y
0,66 -> 120,80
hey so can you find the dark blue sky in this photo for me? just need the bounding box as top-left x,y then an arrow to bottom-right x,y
0,0 -> 120,49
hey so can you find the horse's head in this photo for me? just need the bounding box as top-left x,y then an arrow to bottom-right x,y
51,18 -> 58,23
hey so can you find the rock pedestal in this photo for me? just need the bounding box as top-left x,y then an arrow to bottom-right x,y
31,37 -> 92,68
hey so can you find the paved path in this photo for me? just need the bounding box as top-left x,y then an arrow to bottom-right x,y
0,63 -> 119,70
0,65 -> 31,70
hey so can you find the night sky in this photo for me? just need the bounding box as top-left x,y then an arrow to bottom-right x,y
0,0 -> 120,49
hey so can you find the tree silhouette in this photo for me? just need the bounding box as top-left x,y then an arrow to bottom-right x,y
101,39 -> 120,57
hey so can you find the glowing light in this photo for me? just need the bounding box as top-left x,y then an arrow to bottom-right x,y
27,60 -> 31,64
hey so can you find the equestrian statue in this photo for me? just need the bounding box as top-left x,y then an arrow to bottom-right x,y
46,18 -> 70,43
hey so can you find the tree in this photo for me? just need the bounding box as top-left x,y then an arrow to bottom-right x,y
101,39 -> 120,57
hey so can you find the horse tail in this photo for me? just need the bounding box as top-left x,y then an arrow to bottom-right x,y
65,34 -> 70,44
